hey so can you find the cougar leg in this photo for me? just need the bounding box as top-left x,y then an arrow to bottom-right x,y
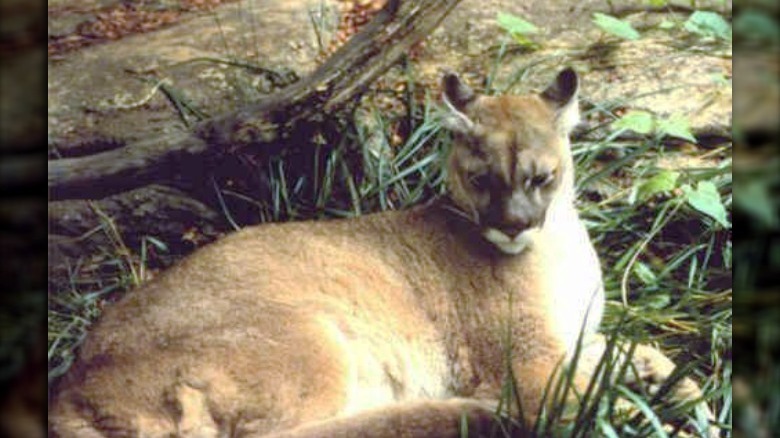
574,335 -> 718,438
262,398 -> 527,438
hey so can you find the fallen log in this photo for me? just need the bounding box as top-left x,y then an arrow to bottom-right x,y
48,0 -> 463,200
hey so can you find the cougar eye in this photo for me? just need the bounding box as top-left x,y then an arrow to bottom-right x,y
527,172 -> 553,189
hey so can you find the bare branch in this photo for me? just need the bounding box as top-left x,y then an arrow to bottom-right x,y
48,0 -> 463,200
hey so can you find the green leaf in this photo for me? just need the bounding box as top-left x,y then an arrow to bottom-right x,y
614,112 -> 696,142
613,110 -> 654,134
658,19 -> 676,30
684,181 -> 731,228
497,12 -> 540,48
734,10 -> 780,45
645,292 -> 671,310
511,33 -> 542,49
733,179 -> 778,228
633,262 -> 657,286
497,12 -> 539,35
637,170 -> 680,201
648,0 -> 668,6
657,115 -> 696,143
709,73 -> 730,86
684,11 -> 731,40
593,13 -> 641,40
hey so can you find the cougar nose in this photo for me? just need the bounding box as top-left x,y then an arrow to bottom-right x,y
498,221 -> 529,239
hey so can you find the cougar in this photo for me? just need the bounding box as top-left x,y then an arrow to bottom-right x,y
49,68 -> 715,437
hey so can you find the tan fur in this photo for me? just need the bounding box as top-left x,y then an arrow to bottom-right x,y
49,69 -> 714,437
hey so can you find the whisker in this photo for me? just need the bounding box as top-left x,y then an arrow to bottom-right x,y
443,202 -> 480,226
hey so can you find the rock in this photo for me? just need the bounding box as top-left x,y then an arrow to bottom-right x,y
48,184 -> 223,247
48,0 -> 732,152
48,184 -> 226,288
48,0 -> 340,154
48,12 -> 94,38
413,0 -> 732,138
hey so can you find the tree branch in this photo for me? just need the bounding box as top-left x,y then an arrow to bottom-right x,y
48,0 -> 463,200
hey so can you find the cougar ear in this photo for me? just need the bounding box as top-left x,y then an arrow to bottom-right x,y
441,71 -> 477,133
541,67 -> 580,134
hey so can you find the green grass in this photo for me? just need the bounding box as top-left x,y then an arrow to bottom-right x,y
48,203 -> 164,381
47,76 -> 732,435
568,101 -> 731,436
47,6 -> 732,434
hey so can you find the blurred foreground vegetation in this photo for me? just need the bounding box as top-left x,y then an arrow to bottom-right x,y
732,1 -> 780,436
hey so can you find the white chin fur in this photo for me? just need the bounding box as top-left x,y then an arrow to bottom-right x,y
482,228 -> 539,255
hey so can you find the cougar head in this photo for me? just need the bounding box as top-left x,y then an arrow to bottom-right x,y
441,68 -> 581,255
